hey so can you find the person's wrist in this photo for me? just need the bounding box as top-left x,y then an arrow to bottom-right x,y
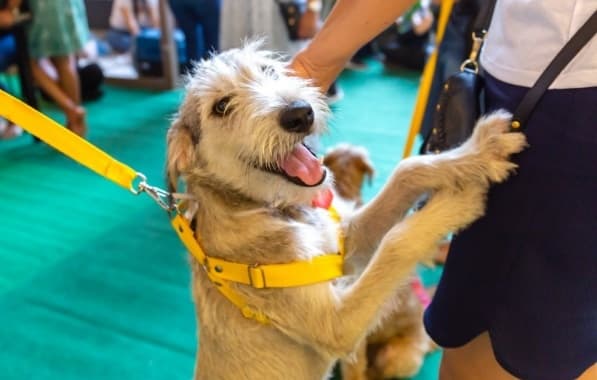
290,51 -> 314,81
290,49 -> 339,92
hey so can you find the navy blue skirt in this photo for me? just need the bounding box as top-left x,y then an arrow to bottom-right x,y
424,74 -> 597,380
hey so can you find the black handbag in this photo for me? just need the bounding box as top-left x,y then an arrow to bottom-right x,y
423,5 -> 597,154
421,0 -> 495,154
275,0 -> 307,41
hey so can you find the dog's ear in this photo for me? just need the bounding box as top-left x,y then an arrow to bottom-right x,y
356,155 -> 375,186
166,118 -> 196,193
322,150 -> 339,169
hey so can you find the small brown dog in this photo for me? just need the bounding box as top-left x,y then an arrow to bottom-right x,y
323,143 -> 374,207
324,144 -> 435,380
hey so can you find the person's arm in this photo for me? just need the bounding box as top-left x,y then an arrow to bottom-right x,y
147,0 -> 160,29
121,5 -> 140,35
290,0 -> 417,91
0,9 -> 14,28
6,0 -> 21,10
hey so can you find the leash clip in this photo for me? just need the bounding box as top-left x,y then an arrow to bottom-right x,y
131,172 -> 175,213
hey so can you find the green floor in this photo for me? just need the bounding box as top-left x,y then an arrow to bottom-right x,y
0,61 -> 442,379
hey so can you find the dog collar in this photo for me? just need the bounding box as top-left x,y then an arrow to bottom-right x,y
171,206 -> 345,324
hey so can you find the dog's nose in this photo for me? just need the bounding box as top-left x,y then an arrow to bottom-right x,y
279,100 -> 314,133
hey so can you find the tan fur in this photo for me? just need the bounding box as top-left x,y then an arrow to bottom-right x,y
165,43 -> 527,380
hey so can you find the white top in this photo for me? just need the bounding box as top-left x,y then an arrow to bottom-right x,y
109,0 -> 159,30
481,0 -> 597,89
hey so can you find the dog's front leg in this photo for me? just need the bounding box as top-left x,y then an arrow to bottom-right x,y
343,111 -> 526,265
278,187 -> 488,360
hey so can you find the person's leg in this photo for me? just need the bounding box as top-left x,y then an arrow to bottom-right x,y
169,1 -> 200,63
50,55 -> 81,104
579,363 -> 597,380
440,333 -> 597,380
50,55 -> 86,136
30,58 -> 86,136
194,0 -> 221,57
439,332 -> 517,380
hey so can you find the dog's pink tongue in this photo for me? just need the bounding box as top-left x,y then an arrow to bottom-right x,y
280,144 -> 324,186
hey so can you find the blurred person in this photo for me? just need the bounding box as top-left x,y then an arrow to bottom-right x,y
106,0 -> 160,54
22,0 -> 90,137
290,1 -> 597,379
221,0 -> 320,57
0,1 -> 21,139
0,4 -> 16,70
168,0 -> 221,66
221,0 -> 343,103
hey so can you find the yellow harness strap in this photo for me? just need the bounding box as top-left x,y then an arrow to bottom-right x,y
172,207 -> 345,324
1,90 -> 346,325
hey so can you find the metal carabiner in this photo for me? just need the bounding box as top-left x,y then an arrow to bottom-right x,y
130,172 -> 176,213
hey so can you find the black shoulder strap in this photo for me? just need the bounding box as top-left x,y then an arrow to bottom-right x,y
472,0 -> 498,35
512,10 -> 597,130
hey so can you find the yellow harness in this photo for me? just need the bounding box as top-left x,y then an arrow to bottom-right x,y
0,90 -> 345,324
174,205 -> 344,324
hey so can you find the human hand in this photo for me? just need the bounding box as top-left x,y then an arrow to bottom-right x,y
7,0 -> 22,9
0,9 -> 15,28
289,50 -> 342,93
412,8 -> 434,36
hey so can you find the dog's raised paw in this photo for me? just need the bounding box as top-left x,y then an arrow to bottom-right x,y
471,110 -> 528,159
457,110 -> 527,184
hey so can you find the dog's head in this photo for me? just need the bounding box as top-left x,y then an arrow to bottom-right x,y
323,144 -> 374,205
166,42 -> 332,206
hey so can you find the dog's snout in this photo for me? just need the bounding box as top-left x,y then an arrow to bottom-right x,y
279,100 -> 314,133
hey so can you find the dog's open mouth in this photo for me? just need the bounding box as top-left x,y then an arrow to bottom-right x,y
264,143 -> 326,187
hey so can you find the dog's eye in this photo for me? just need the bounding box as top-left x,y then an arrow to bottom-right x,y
213,97 -> 231,116
261,65 -> 279,79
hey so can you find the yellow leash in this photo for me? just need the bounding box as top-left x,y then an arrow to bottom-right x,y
0,90 -> 345,324
402,0 -> 454,158
0,90 -> 140,191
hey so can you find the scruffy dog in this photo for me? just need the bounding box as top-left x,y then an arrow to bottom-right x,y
165,43 -> 526,380
325,144 -> 434,380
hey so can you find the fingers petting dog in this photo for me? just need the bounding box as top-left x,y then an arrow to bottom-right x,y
167,42 -> 524,380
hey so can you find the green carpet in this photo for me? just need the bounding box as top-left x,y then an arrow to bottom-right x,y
0,60 -> 441,379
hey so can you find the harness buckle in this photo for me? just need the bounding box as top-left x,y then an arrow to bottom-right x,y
247,264 -> 266,289
241,305 -> 269,324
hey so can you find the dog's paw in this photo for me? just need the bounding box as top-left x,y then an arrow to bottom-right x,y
372,339 -> 426,379
459,110 -> 528,184
472,110 -> 528,157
